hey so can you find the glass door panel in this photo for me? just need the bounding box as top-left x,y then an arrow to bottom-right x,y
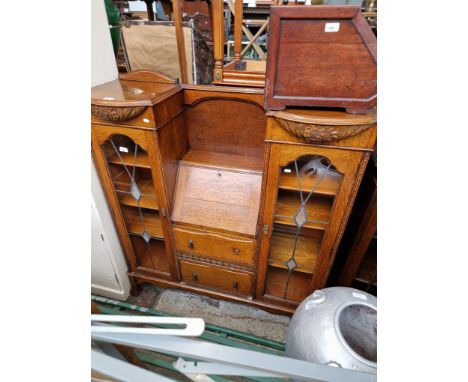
265,155 -> 343,303
101,134 -> 170,276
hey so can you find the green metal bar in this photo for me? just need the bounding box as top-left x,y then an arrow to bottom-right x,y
135,352 -> 185,382
92,295 -> 286,352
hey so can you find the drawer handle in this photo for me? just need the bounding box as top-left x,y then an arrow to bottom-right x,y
232,281 -> 238,289
188,240 -> 194,249
233,248 -> 240,254
192,272 -> 198,281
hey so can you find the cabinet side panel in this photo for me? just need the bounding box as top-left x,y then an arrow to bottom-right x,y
145,131 -> 180,280
157,111 -> 189,213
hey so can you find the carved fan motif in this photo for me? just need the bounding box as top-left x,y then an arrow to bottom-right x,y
274,117 -> 373,143
91,105 -> 147,122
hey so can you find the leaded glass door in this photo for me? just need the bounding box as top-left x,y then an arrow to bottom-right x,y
257,143 -> 363,307
98,132 -> 174,279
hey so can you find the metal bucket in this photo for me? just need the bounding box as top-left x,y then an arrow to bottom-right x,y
286,287 -> 377,373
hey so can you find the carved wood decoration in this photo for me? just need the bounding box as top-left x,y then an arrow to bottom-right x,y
177,252 -> 254,272
91,105 -> 147,122
272,117 -> 373,143
268,109 -> 376,143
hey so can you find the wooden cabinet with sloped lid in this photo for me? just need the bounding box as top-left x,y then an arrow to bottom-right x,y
91,71 -> 377,315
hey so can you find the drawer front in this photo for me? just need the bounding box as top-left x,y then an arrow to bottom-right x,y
173,228 -> 256,267
179,260 -> 253,296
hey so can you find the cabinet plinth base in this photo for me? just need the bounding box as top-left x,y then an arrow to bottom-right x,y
128,271 -> 296,316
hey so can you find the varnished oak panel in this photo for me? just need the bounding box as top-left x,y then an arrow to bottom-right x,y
172,164 -> 262,236
92,79 -> 181,107
174,227 -> 256,267
185,97 -> 266,158
157,111 -> 189,213
179,260 -> 253,296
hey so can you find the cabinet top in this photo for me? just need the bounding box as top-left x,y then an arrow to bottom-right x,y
91,78 -> 181,108
267,108 -> 377,126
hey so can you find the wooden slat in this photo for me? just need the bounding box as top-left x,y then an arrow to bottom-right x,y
275,191 -> 332,231
181,150 -> 263,173
121,205 -> 164,239
279,170 -> 341,196
268,232 -> 321,274
108,151 -> 151,169
117,178 -> 159,210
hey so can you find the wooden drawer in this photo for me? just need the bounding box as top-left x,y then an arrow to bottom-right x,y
173,227 -> 256,267
179,260 -> 253,296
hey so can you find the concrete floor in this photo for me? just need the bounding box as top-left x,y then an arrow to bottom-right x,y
127,284 -> 291,343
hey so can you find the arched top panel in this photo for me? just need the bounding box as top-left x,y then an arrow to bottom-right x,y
185,97 -> 267,158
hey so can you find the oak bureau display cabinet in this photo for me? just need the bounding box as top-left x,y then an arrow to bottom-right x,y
91,71 -> 376,315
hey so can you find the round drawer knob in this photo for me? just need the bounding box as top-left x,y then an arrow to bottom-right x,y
188,240 -> 194,249
192,272 -> 198,281
233,248 -> 240,254
232,281 -> 239,289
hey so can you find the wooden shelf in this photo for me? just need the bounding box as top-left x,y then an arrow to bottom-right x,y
129,235 -> 171,275
279,170 -> 340,196
117,178 -> 159,210
275,190 -> 332,231
108,151 -> 151,169
268,232 -> 320,274
121,205 -> 164,239
181,150 -> 263,173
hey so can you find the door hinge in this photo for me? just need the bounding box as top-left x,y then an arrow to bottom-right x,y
161,208 -> 166,217
263,224 -> 269,235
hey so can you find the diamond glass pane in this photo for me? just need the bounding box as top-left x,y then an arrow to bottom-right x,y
130,180 -> 142,201
285,257 -> 298,271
